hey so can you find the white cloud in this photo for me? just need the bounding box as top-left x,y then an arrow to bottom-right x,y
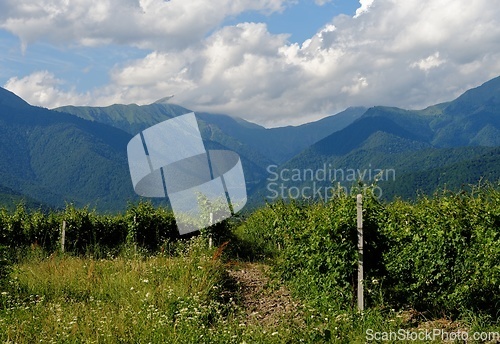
342,76 -> 369,95
4,71 -> 91,108
0,0 -> 290,50
314,0 -> 332,5
354,0 -> 374,18
3,0 -> 500,127
411,52 -> 446,71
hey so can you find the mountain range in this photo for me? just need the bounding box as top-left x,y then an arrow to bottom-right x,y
276,76 -> 500,202
0,87 -> 133,211
1,75 -> 500,211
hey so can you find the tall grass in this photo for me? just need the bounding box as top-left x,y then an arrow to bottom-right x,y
1,239 -> 405,343
0,237 -> 237,342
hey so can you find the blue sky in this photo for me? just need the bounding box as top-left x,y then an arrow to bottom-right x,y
0,33 -> 146,91
224,1 -> 360,43
0,1 -> 359,92
1,0 -> 500,127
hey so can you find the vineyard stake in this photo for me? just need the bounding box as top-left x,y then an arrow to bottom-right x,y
357,194 -> 364,312
61,220 -> 66,253
209,212 -> 213,248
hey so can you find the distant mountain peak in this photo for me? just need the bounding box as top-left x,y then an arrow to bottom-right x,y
0,87 -> 30,109
153,95 -> 174,104
444,75 -> 500,116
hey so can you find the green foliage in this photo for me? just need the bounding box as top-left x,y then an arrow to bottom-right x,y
1,183 -> 499,320
0,199 -> 239,257
21,208 -> 61,252
0,203 -> 28,248
0,245 -> 11,289
237,183 -> 500,318
196,194 -> 234,246
1,183 -> 500,341
0,201 -> 179,256
275,197 -> 358,310
233,203 -> 285,260
381,184 -> 500,317
124,201 -> 178,252
238,193 -> 361,311
62,204 -> 129,255
265,188 -> 387,312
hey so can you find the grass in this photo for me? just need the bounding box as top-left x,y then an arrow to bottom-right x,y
0,238 -> 237,343
1,238 -> 499,343
0,239 -> 391,343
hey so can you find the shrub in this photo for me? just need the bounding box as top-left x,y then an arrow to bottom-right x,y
125,201 -> 178,251
0,245 -> 10,283
380,185 -> 500,317
1,203 -> 28,248
23,210 -> 61,252
232,201 -> 286,260
243,196 -> 358,311
238,183 -> 500,318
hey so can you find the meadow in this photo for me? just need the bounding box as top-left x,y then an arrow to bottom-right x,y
0,183 -> 499,343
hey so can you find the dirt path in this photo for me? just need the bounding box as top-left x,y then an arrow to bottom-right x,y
226,262 -> 304,327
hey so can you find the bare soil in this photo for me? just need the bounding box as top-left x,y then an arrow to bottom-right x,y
226,262 -> 304,327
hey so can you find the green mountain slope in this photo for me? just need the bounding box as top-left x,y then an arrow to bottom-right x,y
55,103 -> 276,192
251,76 -> 500,203
5,74 -> 500,211
55,104 -> 366,164
0,87 -> 136,211
0,184 -> 48,210
56,102 -> 192,135
381,147 -> 500,199
197,107 -> 366,163
431,77 -> 500,146
55,102 -> 366,196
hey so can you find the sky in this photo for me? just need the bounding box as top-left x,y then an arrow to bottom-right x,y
1,0 -> 500,127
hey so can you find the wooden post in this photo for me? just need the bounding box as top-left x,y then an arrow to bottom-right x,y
61,220 -> 66,253
357,194 -> 364,312
209,212 -> 213,248
133,215 -> 137,254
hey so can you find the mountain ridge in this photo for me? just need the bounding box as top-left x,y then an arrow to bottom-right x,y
55,103 -> 366,166
0,90 -> 136,211
253,75 -> 500,203
2,75 -> 500,210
